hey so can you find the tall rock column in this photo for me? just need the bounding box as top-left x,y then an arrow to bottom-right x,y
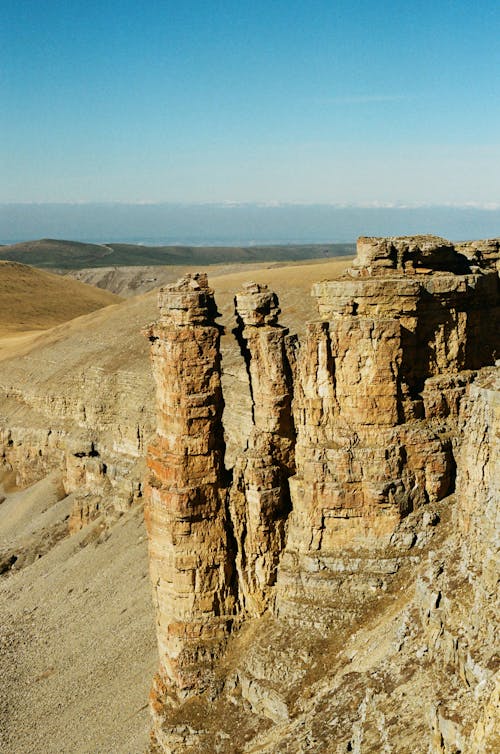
230,282 -> 295,615
144,274 -> 237,718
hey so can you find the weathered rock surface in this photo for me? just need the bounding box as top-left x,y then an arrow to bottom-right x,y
230,282 -> 296,615
1,257 -> 353,753
145,274 -> 237,731
145,236 -> 499,753
456,237 -> 500,272
0,241 -> 498,753
277,236 -> 498,628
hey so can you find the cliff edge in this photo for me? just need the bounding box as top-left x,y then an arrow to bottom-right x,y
145,236 -> 499,753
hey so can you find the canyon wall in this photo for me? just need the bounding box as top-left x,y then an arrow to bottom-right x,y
145,236 -> 499,752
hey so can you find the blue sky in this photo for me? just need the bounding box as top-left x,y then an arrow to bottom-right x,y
2,0 -> 499,205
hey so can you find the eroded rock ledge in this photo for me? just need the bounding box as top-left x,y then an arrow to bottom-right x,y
145,236 -> 499,753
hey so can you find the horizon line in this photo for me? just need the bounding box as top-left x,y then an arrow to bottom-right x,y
1,201 -> 500,210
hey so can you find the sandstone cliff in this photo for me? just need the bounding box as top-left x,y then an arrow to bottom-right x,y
0,241 -> 498,753
1,258 -> 351,752
145,236 -> 499,753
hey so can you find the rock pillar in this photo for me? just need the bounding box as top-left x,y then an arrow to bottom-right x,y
144,274 -> 237,712
230,283 -> 295,614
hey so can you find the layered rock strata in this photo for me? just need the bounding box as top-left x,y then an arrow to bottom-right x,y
230,283 -> 295,614
0,375 -> 146,541
276,235 -> 499,627
144,274 -> 237,728
143,235 -> 498,752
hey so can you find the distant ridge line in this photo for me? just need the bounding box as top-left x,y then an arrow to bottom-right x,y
0,238 -> 356,271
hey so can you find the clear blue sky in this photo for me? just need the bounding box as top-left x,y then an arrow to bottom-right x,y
2,0 -> 499,205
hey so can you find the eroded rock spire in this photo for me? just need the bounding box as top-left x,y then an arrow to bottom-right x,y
144,274 -> 237,736
143,240 -> 499,753
230,282 -> 296,614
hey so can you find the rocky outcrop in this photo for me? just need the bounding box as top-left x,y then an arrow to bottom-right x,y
456,368 -> 499,580
144,274 -> 237,739
230,283 -> 296,615
144,236 -> 499,753
416,367 -> 499,754
276,235 -> 498,627
456,237 -> 500,272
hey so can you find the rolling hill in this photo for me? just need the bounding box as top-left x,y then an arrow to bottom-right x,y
0,261 -> 121,335
0,238 -> 355,270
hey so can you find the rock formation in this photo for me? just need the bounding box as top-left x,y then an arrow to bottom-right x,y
229,282 -> 296,615
1,235 -> 497,752
144,274 -> 237,742
277,235 -> 498,627
421,367 -> 499,753
144,236 -> 499,753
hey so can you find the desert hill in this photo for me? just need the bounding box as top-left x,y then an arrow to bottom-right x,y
0,261 -> 121,336
0,237 -> 355,270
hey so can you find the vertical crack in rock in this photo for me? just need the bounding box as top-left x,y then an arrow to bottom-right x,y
230,282 -> 296,615
144,273 -> 238,731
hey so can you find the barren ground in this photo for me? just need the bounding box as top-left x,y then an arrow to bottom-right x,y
0,261 -> 121,336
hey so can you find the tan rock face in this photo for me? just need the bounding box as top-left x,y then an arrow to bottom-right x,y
351,235 -> 468,275
144,238 -> 499,752
144,274 -> 237,715
456,367 -> 499,597
230,283 -> 296,615
456,237 -> 500,272
283,242 -> 498,554
417,367 -> 499,754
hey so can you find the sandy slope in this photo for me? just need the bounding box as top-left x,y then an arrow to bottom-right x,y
0,476 -> 156,754
0,257 -> 351,753
0,261 -> 121,336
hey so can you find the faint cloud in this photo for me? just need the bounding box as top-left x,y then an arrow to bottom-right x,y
316,94 -> 410,105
